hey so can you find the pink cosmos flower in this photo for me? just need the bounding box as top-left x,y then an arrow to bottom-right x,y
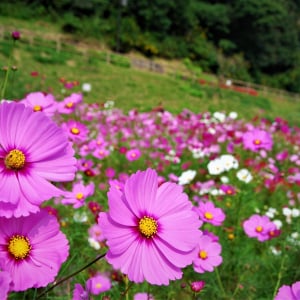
275,281 -> 300,300
98,168 -> 202,285
242,128 -> 273,152
61,120 -> 89,143
105,167 -> 116,178
195,201 -> 226,226
62,181 -> 95,208
72,283 -> 89,300
88,223 -> 105,242
0,210 -> 69,291
134,292 -> 155,300
220,184 -> 236,196
86,273 -> 111,295
92,147 -> 110,160
0,271 -> 11,299
192,235 -> 222,273
57,93 -> 82,114
0,102 -> 77,218
126,148 -> 141,161
243,214 -> 277,242
21,91 -> 57,117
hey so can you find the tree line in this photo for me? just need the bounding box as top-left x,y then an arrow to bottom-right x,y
2,0 -> 300,92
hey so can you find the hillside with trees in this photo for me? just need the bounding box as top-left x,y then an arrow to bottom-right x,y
1,0 -> 300,92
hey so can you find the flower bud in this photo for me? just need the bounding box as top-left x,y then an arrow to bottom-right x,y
11,31 -> 20,40
190,281 -> 205,293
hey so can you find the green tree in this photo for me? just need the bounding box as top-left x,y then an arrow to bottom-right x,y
229,0 -> 299,74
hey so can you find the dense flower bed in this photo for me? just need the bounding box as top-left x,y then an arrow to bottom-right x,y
1,87 -> 300,299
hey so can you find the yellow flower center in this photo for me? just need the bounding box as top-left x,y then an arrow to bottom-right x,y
76,192 -> 84,200
228,233 -> 235,240
138,216 -> 158,238
253,139 -> 261,145
65,102 -> 74,108
4,149 -> 26,170
256,226 -> 263,233
199,250 -> 208,259
71,127 -> 80,135
8,235 -> 31,260
33,105 -> 42,112
204,212 -> 213,220
96,283 -> 102,289
226,189 -> 233,195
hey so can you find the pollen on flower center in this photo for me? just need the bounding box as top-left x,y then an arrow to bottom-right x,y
33,105 -> 42,112
76,192 -> 84,200
138,216 -> 158,238
65,102 -> 74,108
253,139 -> 261,145
8,235 -> 31,260
199,250 -> 208,259
4,149 -> 26,170
204,212 -> 213,220
71,127 -> 80,135
96,283 -> 102,289
256,226 -> 263,232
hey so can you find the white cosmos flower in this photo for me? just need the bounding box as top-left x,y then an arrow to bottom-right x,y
292,208 -> 300,218
229,111 -> 238,119
236,168 -> 253,183
273,219 -> 283,229
265,207 -> 277,219
82,83 -> 92,92
88,237 -> 101,250
220,154 -> 239,171
178,170 -> 197,185
213,111 -> 226,122
207,158 -> 225,175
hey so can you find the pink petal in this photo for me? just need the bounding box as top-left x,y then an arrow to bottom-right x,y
107,187 -> 136,226
124,169 -> 158,216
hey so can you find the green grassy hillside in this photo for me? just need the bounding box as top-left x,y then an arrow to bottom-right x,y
1,17 -> 300,125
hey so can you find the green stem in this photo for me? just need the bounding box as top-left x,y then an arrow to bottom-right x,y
36,252 -> 106,299
0,40 -> 15,100
120,277 -> 133,300
272,254 -> 286,299
215,267 -> 226,297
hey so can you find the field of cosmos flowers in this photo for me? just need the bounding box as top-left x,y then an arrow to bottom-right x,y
1,33 -> 300,300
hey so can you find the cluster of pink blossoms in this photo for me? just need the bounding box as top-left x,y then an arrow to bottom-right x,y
0,101 -> 77,296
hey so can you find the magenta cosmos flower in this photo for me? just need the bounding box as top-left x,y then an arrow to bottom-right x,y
242,128 -> 273,152
275,281 -> 300,300
62,181 -> 95,208
0,210 -> 69,291
0,102 -> 77,218
72,273 -> 111,299
61,120 -> 89,143
126,148 -> 141,161
21,91 -> 57,117
243,214 -> 277,242
57,92 -> 82,114
195,201 -> 225,226
192,234 -> 222,274
98,168 -> 202,285
73,283 -> 89,300
86,273 -> 111,295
